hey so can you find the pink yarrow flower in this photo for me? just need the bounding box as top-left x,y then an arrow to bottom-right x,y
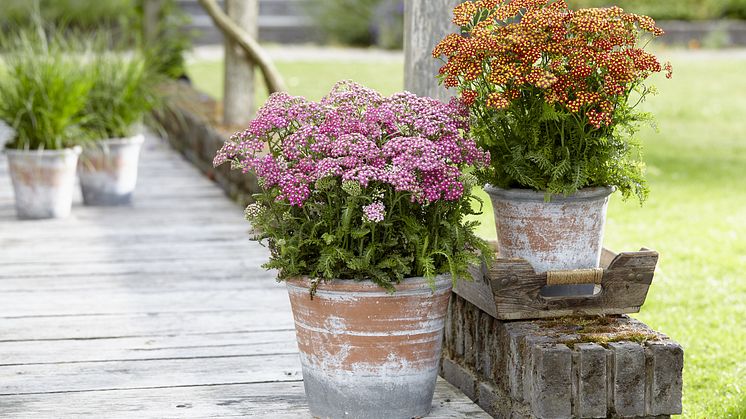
362,201 -> 386,223
214,81 -> 489,207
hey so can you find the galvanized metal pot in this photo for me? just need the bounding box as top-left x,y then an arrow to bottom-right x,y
78,135 -> 144,206
485,185 -> 613,275
286,275 -> 452,419
6,147 -> 81,219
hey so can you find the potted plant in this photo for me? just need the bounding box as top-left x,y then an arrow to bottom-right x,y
77,53 -> 156,206
0,33 -> 93,219
433,0 -> 672,277
214,81 -> 491,418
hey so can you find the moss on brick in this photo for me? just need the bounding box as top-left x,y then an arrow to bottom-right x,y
536,315 -> 661,349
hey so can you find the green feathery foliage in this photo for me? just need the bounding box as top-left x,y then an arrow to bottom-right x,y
247,178 -> 492,292
471,86 -> 652,202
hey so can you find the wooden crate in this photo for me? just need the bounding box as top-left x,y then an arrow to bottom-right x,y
456,248 -> 659,320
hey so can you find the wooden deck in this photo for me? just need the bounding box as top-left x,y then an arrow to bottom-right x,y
0,135 -> 488,418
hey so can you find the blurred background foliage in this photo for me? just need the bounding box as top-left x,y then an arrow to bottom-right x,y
567,0 -> 746,20
304,0 -> 404,49
2,0 -> 746,51
0,0 -> 193,80
0,0 -> 136,30
308,0 -> 746,48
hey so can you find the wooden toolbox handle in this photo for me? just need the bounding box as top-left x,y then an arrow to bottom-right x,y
546,268 -> 604,285
458,248 -> 659,320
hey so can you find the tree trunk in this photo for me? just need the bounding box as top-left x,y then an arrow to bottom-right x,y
198,0 -> 287,95
403,0 -> 462,101
142,0 -> 163,44
223,0 -> 258,126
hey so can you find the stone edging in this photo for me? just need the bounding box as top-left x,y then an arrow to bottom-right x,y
154,82 -> 259,207
441,294 -> 684,418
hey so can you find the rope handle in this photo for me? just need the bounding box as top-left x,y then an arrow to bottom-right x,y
546,268 -> 604,286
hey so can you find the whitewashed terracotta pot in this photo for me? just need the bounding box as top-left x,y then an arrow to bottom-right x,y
6,147 -> 81,219
286,275 -> 452,419
485,185 -> 613,274
78,135 -> 144,206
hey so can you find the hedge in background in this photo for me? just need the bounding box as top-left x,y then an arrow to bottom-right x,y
0,0 -> 136,29
306,0 -> 404,49
0,0 -> 192,80
568,0 -> 746,20
309,0 -> 746,48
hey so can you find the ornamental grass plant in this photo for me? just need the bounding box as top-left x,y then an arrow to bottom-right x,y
433,0 -> 672,202
0,31 -> 93,150
82,52 -> 159,140
215,81 -> 493,291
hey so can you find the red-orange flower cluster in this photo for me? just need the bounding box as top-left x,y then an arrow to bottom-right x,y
433,0 -> 672,129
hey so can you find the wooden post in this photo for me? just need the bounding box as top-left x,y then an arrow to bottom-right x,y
223,0 -> 258,126
199,0 -> 286,94
142,0 -> 163,44
403,0 -> 462,101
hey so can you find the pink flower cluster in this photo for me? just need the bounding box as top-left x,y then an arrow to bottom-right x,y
362,201 -> 386,223
214,81 -> 490,206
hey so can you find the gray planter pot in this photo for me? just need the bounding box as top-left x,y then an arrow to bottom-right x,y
78,135 -> 145,206
6,147 -> 81,220
485,185 -> 614,295
286,275 -> 452,419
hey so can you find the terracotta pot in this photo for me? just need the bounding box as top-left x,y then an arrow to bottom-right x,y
485,185 -> 613,274
286,275 -> 452,419
6,147 -> 81,219
78,135 -> 144,206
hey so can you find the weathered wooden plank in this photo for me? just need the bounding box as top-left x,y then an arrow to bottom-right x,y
0,330 -> 298,366
0,254 -> 276,278
0,209 -> 244,230
0,353 -> 303,395
601,247 -> 619,268
1,168 -> 231,197
487,249 -> 659,320
0,254 -> 269,276
1,239 -> 254,264
0,378 -> 489,418
0,225 -> 249,247
0,286 -> 290,317
0,194 -> 238,212
454,248 -> 650,320
0,271 -> 271,292
0,218 -> 244,236
455,262 -> 499,318
0,310 -> 294,341
0,177 -> 225,198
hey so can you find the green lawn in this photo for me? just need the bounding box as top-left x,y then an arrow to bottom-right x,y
187,59 -> 405,107
189,54 -> 746,418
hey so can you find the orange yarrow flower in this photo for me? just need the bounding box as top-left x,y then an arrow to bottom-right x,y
433,0 -> 671,129
486,92 -> 510,109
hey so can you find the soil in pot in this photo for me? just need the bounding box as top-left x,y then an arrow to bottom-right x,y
6,147 -> 81,219
78,135 -> 145,206
286,276 -> 452,419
